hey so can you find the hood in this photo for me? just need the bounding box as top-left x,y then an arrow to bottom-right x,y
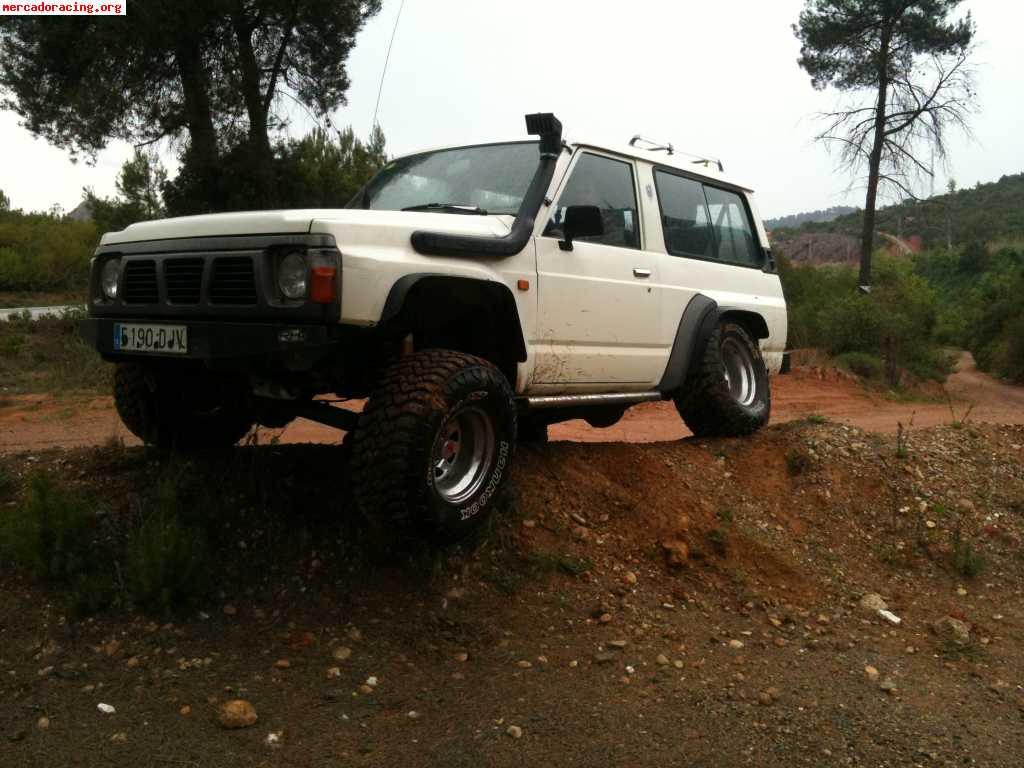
100,208 -> 514,246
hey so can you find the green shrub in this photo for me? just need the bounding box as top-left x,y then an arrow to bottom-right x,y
0,211 -> 97,291
833,351 -> 885,380
123,479 -> 211,616
0,474 -> 94,581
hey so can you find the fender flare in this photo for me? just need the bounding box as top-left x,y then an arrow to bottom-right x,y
657,294 -> 719,394
380,274 -> 528,362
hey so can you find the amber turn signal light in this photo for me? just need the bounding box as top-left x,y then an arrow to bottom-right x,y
310,266 -> 337,304
517,279 -> 530,291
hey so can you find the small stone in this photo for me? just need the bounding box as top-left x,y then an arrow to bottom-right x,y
357,684 -> 374,695
97,703 -> 116,715
879,677 -> 897,694
878,609 -> 901,626
326,667 -> 341,679
222,605 -> 237,616
728,639 -> 744,650
506,725 -> 523,739
407,710 -> 421,720
958,499 -> 976,513
571,525 -> 589,541
522,519 -> 536,529
109,732 -> 128,744
218,700 -> 258,729
607,640 -> 628,649
348,627 -> 363,642
662,540 -> 689,568
932,616 -> 971,646
36,717 -> 50,731
571,512 -> 588,526
265,731 -> 283,749
656,654 -> 670,666
758,691 -> 774,706
454,652 -> 469,663
593,652 -> 616,664
865,665 -> 880,682
568,660 -> 579,668
333,646 -> 352,661
365,676 -> 378,687
673,660 -> 684,669
274,659 -> 290,670
774,637 -> 788,648
598,613 -> 613,624
623,571 -> 638,586
126,657 -> 140,670
179,706 -> 191,717
925,520 -> 936,529
817,614 -> 830,625
516,660 -> 533,669
859,593 -> 888,612
956,586 -> 968,596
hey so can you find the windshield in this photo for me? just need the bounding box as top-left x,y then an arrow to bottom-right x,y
349,141 -> 539,215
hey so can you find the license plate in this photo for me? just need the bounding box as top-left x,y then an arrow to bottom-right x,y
113,323 -> 188,355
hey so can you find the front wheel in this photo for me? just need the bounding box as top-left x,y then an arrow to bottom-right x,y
350,350 -> 516,542
113,363 -> 254,451
673,322 -> 770,437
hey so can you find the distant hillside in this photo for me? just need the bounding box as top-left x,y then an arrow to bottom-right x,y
770,172 -> 1024,263
764,206 -> 857,230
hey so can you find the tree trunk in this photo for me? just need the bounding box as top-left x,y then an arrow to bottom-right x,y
174,40 -> 220,209
859,25 -> 892,291
232,15 -> 276,207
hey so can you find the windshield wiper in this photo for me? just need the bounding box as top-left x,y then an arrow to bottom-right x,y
401,203 -> 489,215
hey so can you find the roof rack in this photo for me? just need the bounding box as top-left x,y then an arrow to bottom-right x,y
628,135 -> 725,172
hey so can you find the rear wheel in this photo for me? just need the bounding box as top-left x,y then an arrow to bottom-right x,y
350,350 -> 516,542
673,322 -> 770,437
113,363 -> 254,451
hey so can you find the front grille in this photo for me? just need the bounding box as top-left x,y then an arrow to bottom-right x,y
122,260 -> 158,304
210,256 -> 257,305
164,258 -> 204,304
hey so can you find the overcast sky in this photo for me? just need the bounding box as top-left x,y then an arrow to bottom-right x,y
2,0 -> 1021,218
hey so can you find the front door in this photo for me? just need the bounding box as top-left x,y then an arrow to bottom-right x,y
533,150 -> 664,387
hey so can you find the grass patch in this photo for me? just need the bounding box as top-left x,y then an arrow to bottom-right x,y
952,538 -> 986,579
0,308 -> 111,395
0,467 -> 213,617
804,413 -> 829,425
0,473 -> 116,615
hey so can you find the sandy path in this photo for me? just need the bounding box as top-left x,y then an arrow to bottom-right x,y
1,352 -> 1021,453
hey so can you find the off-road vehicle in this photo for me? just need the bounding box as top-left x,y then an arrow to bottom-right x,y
81,113 -> 787,541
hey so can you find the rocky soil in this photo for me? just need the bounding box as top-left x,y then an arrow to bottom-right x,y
1,420 -> 1023,767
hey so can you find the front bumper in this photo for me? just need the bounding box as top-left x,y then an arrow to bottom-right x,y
80,318 -> 341,366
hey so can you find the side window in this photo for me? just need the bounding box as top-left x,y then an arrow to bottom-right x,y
703,186 -> 761,267
654,170 -> 714,259
544,153 -> 640,249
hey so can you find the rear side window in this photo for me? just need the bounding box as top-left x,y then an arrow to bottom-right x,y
654,171 -> 713,258
544,153 -> 640,249
655,170 -> 761,267
703,186 -> 761,267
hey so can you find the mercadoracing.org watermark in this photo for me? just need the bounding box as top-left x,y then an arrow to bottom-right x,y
2,1 -> 125,13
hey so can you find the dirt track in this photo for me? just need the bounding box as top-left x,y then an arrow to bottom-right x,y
1,352 -> 1021,454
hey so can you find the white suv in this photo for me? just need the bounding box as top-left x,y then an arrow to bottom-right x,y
81,113 -> 787,540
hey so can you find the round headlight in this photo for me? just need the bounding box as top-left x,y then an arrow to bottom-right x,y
100,259 -> 120,299
278,252 -> 308,300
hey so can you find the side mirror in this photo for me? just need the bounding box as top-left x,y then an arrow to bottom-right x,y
559,205 -> 603,251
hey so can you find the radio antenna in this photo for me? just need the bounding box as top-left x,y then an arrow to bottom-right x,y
372,0 -> 406,130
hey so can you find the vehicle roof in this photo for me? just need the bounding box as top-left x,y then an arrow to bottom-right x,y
390,134 -> 755,193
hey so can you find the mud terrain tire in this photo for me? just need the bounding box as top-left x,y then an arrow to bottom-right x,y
113,363 -> 254,451
674,321 -> 770,437
350,350 -> 516,542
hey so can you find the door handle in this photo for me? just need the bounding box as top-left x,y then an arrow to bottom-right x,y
633,268 -> 652,279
